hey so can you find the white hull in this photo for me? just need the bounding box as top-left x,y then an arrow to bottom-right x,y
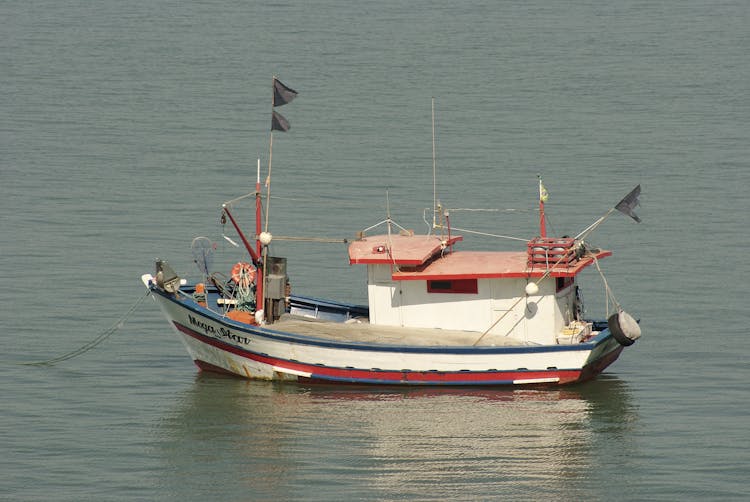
151,287 -> 624,386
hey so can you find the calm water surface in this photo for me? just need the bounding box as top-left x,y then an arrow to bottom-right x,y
2,0 -> 748,500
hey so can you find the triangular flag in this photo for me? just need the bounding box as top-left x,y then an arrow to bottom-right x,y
615,185 -> 642,222
271,110 -> 290,132
273,78 -> 298,107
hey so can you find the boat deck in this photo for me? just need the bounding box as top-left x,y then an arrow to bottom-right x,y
270,315 -> 527,347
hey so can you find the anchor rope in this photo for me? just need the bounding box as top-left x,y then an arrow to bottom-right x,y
21,290 -> 152,366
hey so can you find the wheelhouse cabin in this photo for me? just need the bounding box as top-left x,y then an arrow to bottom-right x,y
348,233 -> 611,345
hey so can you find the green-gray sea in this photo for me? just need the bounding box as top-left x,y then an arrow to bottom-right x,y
2,1 -> 748,500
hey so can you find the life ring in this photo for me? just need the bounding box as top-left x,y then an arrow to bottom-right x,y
231,262 -> 256,287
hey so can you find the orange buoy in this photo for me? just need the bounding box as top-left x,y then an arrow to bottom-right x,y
193,282 -> 207,306
231,262 -> 256,287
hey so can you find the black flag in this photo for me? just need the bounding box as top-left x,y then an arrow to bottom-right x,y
273,78 -> 297,107
271,110 -> 290,132
615,184 -> 642,223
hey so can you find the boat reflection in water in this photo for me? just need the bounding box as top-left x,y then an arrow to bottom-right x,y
153,375 -> 638,500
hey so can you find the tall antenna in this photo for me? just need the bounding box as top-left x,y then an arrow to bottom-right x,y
431,97 -> 437,232
386,189 -> 393,236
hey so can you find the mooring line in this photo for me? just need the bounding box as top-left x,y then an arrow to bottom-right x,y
21,290 -> 152,366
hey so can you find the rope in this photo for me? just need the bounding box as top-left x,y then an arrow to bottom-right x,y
21,290 -> 152,366
235,268 -> 255,312
591,256 -> 619,316
271,235 -> 348,243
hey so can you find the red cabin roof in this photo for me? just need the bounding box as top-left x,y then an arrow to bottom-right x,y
348,233 -> 611,279
348,234 -> 463,266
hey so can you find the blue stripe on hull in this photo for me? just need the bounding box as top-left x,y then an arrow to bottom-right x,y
155,287 -> 614,356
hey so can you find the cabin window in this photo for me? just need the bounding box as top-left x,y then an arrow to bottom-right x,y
556,277 -> 574,292
427,279 -> 478,294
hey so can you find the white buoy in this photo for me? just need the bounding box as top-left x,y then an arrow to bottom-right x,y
259,232 -> 273,246
525,282 -> 539,296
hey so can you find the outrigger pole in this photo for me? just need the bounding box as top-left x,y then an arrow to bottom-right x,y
221,203 -> 261,265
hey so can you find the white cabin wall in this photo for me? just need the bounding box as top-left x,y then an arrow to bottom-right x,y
398,280 -> 493,331
487,278 -> 528,341
365,265 -> 569,346
507,279 -> 561,345
367,264 -> 400,326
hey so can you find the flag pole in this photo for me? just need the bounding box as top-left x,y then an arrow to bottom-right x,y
262,76 -> 276,320
265,76 -> 275,234
575,185 -> 641,240
575,208 -> 616,241
265,132 -> 274,233
259,76 -> 297,322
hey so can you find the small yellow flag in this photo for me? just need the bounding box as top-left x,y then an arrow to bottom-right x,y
539,179 -> 549,202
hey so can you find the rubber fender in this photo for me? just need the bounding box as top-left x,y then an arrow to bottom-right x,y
608,310 -> 641,346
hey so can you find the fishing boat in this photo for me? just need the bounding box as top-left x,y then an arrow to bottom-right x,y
142,78 -> 642,386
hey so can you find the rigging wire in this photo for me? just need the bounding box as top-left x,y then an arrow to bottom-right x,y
447,226 -> 529,242
591,255 -> 619,317
448,207 -> 531,213
21,290 -> 152,367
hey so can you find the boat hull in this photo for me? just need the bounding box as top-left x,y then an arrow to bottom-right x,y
150,287 -> 625,386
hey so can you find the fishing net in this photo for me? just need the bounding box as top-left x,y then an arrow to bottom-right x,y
191,236 -> 216,277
